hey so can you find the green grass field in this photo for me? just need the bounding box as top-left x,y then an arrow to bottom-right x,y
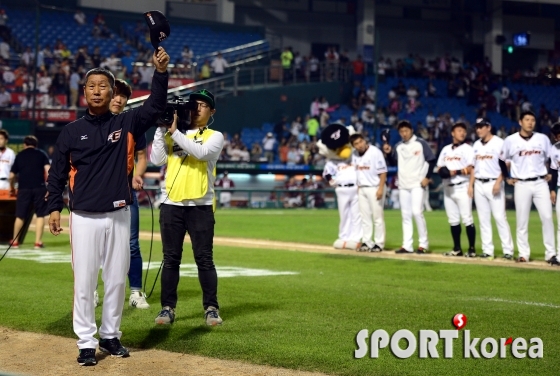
1,209 -> 559,375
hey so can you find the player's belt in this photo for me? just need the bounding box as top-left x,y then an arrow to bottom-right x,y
0,177 -> 7,180
517,175 -> 546,182
448,181 -> 467,187
338,184 -> 355,187
475,178 -> 497,183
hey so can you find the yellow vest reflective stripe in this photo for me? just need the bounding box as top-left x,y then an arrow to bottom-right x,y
164,129 -> 216,202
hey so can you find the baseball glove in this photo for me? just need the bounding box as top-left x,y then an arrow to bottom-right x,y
438,166 -> 451,179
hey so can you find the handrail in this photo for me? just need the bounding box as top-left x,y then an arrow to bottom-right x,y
194,39 -> 268,64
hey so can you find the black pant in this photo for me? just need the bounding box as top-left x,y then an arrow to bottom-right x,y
159,204 -> 218,310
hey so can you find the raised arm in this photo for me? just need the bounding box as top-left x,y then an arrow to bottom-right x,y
130,47 -> 170,137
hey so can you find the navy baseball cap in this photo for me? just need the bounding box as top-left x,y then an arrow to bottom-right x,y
474,117 -> 491,127
551,122 -> 560,136
190,89 -> 215,109
143,10 -> 170,49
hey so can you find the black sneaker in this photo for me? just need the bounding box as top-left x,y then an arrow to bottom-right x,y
479,253 -> 494,260
77,348 -> 97,366
465,248 -> 477,258
395,248 -> 412,254
357,243 -> 369,252
370,244 -> 382,252
502,254 -> 513,260
99,338 -> 130,357
444,250 -> 463,256
548,256 -> 560,266
516,257 -> 528,263
416,247 -> 428,254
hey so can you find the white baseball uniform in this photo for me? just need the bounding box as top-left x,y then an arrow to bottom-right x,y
437,143 -> 474,226
0,146 -> 15,190
392,135 -> 435,252
323,159 -> 362,250
472,136 -> 514,257
500,132 -> 555,261
546,141 -> 560,257
353,145 -> 387,249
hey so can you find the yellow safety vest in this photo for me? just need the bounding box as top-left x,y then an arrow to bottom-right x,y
164,128 -> 216,202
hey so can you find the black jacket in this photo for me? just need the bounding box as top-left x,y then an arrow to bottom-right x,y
47,71 -> 168,213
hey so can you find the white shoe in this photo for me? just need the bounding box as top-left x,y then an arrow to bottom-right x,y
94,290 -> 100,307
129,291 -> 150,309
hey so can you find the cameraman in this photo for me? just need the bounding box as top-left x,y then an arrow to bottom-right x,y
150,89 -> 225,326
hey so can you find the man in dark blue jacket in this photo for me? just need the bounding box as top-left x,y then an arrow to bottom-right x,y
46,47 -> 169,366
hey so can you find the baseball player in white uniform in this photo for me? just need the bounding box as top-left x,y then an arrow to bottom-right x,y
500,110 -> 557,264
467,118 -> 514,260
547,123 -> 560,266
0,130 -> 15,190
350,133 -> 387,252
437,122 -> 477,257
323,157 -> 362,250
383,120 -> 436,254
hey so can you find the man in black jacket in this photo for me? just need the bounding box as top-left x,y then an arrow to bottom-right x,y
46,47 -> 169,366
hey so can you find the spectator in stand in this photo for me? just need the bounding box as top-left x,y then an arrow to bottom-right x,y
0,85 -> 10,117
352,55 -> 365,85
199,60 -> 211,80
293,51 -> 303,81
287,145 -> 300,166
91,46 -> 102,67
298,128 -> 311,143
281,46 -> 294,84
375,108 -> 386,127
181,46 -> 193,65
307,115 -> 320,141
274,116 -> 290,141
426,111 -> 435,128
120,50 -> 134,74
101,54 -> 120,72
0,38 -> 9,61
291,116 -> 302,138
366,85 -> 376,102
74,9 -> 86,25
361,109 -> 375,127
21,47 -> 33,67
377,57 -> 387,83
93,12 -> 105,25
211,53 -> 229,77
51,67 -> 68,96
308,54 -> 319,82
250,142 -> 263,162
139,64 -> 154,90
0,9 -> 11,41
278,139 -> 289,163
497,125 -> 507,139
74,47 -> 89,70
319,108 -> 330,129
69,68 -> 82,109
262,132 -> 276,163
310,97 -> 320,117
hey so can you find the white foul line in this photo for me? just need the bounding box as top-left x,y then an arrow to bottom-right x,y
467,297 -> 560,309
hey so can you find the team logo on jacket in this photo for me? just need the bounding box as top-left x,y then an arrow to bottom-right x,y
107,129 -> 122,143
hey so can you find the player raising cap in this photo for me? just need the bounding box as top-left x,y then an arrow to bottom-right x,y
499,111 -> 559,265
467,118 -> 514,260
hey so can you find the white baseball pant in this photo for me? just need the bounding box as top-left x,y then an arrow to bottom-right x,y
0,180 -> 9,190
70,208 -> 131,349
335,186 -> 362,244
358,186 -> 386,249
474,180 -> 513,256
399,187 -> 428,252
443,184 -> 473,226
220,192 -> 232,207
514,180 -> 555,261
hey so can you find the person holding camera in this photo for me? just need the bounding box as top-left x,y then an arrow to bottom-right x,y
150,89 -> 225,326
46,47 -> 170,366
